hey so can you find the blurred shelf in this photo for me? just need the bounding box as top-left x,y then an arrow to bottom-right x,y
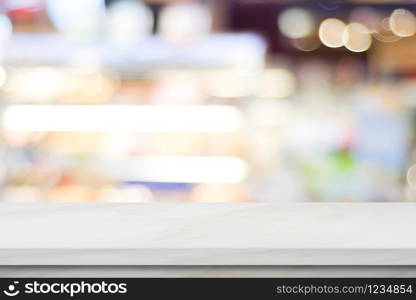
3,33 -> 266,76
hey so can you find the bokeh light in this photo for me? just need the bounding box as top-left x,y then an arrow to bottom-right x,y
389,8 -> 416,37
319,18 -> 346,48
159,2 -> 212,43
46,0 -> 105,42
343,23 -> 372,53
277,7 -> 314,39
106,0 -> 153,47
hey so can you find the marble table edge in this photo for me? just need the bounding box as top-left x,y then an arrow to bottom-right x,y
1,248 -> 416,266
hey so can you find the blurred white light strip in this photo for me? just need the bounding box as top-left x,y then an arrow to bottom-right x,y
97,156 -> 248,183
2,105 -> 242,132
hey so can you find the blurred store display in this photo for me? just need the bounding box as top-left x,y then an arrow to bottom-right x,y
0,0 -> 416,202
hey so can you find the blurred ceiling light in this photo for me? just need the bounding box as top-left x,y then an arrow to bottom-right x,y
46,0 -> 105,42
319,18 -> 346,48
107,0 -> 153,47
257,69 -> 296,99
159,2 -> 212,43
98,156 -> 248,183
3,105 -> 243,132
0,14 -> 12,45
389,8 -> 416,37
343,23 -> 372,52
277,7 -> 314,39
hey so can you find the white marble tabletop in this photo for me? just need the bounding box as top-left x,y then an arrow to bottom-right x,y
0,203 -> 415,265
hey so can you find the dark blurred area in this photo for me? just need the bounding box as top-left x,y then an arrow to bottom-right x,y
0,0 -> 416,203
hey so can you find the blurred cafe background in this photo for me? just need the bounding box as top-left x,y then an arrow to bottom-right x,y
1,0 -> 416,203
